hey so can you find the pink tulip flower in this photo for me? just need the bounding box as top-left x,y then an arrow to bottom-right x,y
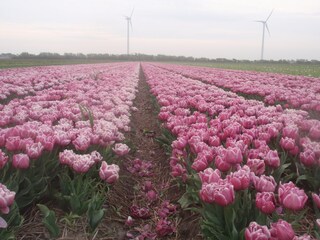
247,158 -> 265,175
227,165 -> 250,191
255,192 -> 276,214
252,174 -> 276,192
278,182 -> 307,211
12,153 -> 30,169
215,155 -> 232,172
5,136 -> 22,151
0,150 -> 9,169
264,150 -> 280,168
0,183 -> 16,215
299,149 -> 316,167
280,137 -> 296,151
112,143 -> 130,156
224,147 -> 243,164
199,168 -> 221,184
200,180 -> 235,206
26,142 -> 44,159
99,161 -> 120,184
245,222 -> 270,240
312,193 -> 320,209
270,219 -> 295,240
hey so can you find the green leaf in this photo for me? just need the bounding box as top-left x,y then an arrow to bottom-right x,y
88,209 -> 105,231
37,204 -> 60,238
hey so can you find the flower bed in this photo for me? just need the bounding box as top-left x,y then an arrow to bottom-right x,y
142,62 -> 320,239
154,63 -> 320,116
0,62 -> 139,237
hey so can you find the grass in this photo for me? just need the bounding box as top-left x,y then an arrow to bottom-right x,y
0,59 -> 114,69
173,61 -> 320,78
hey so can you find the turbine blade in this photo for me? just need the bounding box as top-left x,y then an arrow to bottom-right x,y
254,20 -> 264,23
265,23 -> 271,36
266,9 -> 274,22
130,8 -> 134,18
130,20 -> 133,30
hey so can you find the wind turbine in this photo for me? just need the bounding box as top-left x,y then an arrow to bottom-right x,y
255,9 -> 274,60
124,8 -> 134,55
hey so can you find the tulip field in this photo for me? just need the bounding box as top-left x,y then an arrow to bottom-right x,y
1,62 -> 320,239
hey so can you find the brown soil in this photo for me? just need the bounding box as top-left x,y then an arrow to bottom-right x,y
16,64 -> 202,240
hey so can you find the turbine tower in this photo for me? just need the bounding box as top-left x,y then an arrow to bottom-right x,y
124,9 -> 134,55
255,9 -> 274,60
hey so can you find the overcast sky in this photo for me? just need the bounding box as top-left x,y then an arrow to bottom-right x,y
0,0 -> 319,60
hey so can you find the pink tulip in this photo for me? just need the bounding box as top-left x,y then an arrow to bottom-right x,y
71,155 -> 95,173
59,149 -> 74,165
245,222 -> 270,240
215,155 -> 232,172
224,147 -> 243,164
264,150 -> 280,168
309,124 -> 320,140
171,137 -> 188,150
255,192 -> 276,214
5,136 -> 22,151
55,131 -> 71,146
191,154 -> 208,172
171,163 -> 186,178
112,143 -> 130,156
280,137 -> 296,151
99,161 -> 120,184
278,182 -> 307,211
312,193 -> 320,209
270,219 -> 295,240
208,135 -> 221,147
247,158 -> 265,175
252,175 -> 276,192
0,183 -> 16,214
12,153 -> 30,169
36,134 -> 55,151
227,165 -> 250,191
299,149 -> 316,167
72,134 -> 91,151
200,180 -> 235,206
282,125 -> 299,140
26,142 -> 44,159
0,150 -> 9,169
90,151 -> 103,163
199,168 -> 221,184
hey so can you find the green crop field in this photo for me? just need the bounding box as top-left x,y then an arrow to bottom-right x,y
177,61 -> 320,78
0,58 -> 113,69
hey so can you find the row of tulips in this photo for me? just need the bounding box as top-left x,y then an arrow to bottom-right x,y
141,62 -> 320,239
0,63 -> 126,104
153,63 -> 320,116
0,63 -> 139,237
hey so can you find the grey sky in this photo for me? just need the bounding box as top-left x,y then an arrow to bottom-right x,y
0,0 -> 319,60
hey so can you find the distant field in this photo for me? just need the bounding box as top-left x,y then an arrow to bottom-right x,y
1,59 -> 320,78
0,58 -> 113,69
176,61 -> 320,78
